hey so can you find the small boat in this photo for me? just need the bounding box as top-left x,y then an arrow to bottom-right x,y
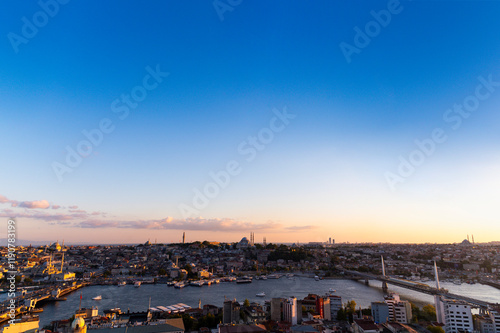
329,288 -> 336,293
261,276 -> 267,280
92,295 -> 102,300
134,281 -> 141,288
118,281 -> 126,287
256,292 -> 265,297
236,276 -> 252,284
174,282 -> 186,289
315,276 -> 320,281
190,281 -> 203,287
30,308 -> 44,313
167,282 -> 175,287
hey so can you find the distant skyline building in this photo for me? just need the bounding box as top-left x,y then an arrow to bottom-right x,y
182,232 -> 185,244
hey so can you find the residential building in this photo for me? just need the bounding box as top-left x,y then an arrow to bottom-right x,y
284,297 -> 298,325
489,307 -> 500,333
444,299 -> 473,333
371,302 -> 390,324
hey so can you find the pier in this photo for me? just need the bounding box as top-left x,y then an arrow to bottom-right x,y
0,282 -> 87,324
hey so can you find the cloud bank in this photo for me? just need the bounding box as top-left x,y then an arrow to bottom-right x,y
0,194 -> 316,233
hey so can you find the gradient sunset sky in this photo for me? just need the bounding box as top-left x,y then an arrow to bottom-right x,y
1,1 -> 500,244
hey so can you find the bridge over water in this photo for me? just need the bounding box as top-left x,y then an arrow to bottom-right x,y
345,269 -> 497,310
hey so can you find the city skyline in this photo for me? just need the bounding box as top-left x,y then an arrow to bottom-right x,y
1,1 -> 500,244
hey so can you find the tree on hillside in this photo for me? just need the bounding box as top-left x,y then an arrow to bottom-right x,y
427,326 -> 445,333
423,304 -> 436,321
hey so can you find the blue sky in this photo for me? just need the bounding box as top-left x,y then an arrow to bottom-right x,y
1,0 -> 499,244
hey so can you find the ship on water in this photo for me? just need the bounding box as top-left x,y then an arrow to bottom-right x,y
236,276 -> 252,284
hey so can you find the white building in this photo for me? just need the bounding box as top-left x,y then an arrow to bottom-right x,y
489,307 -> 500,333
444,299 -> 473,333
384,294 -> 412,324
284,297 -> 298,325
475,315 -> 494,333
329,295 -> 342,320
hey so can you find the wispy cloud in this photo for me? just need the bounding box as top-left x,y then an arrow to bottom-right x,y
285,225 -> 318,231
19,200 -> 50,209
78,217 -> 283,232
0,194 -> 317,233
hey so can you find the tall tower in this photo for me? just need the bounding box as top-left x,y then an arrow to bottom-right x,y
182,232 -> 185,244
434,261 -> 445,324
381,256 -> 388,292
263,237 -> 267,247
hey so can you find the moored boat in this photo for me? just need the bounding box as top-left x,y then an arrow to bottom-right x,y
236,276 -> 252,284
174,282 -> 186,289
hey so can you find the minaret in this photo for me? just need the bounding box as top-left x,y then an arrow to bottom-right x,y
182,232 -> 185,244
472,235 -> 475,244
60,252 -> 65,273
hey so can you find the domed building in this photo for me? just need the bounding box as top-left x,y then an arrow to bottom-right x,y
49,241 -> 62,252
71,317 -> 87,333
237,237 -> 250,249
461,239 -> 472,246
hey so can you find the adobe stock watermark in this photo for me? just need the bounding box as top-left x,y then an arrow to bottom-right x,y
213,0 -> 242,21
339,0 -> 406,64
6,219 -> 17,325
385,74 -> 499,191
52,65 -> 169,182
178,106 -> 296,218
8,0 -> 70,54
